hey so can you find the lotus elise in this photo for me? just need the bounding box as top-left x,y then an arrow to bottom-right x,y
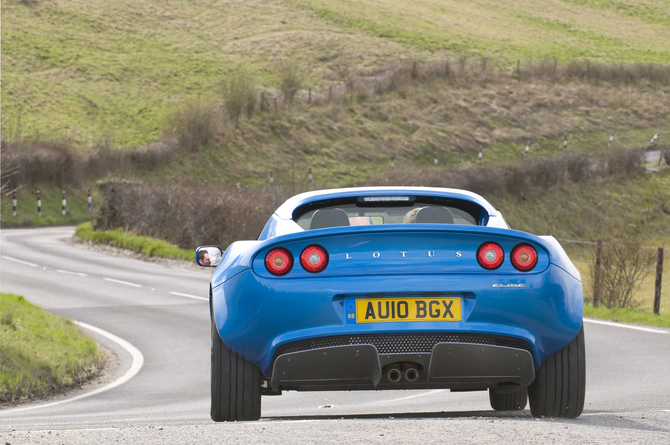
197,187 -> 585,421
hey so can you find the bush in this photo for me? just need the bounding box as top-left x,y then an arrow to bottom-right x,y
590,232 -> 657,309
0,140 -> 82,190
94,182 -> 282,249
163,102 -> 215,152
363,149 -> 645,197
221,71 -> 256,127
278,62 -> 304,106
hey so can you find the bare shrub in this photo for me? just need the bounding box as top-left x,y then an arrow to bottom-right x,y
279,62 -> 305,106
363,149 -> 644,197
529,157 -> 563,189
1,136 -> 178,192
95,182 -> 283,248
389,67 -> 412,96
1,120 -> 19,193
590,232 -> 657,309
605,148 -> 642,176
335,65 -> 356,92
221,71 -> 256,127
564,152 -> 590,183
129,141 -> 174,171
164,102 -> 214,151
1,140 -> 82,190
85,140 -> 132,179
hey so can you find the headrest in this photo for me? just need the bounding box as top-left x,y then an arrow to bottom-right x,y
310,208 -> 351,230
414,206 -> 454,224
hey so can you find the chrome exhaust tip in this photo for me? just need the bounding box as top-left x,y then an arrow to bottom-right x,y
405,367 -> 419,383
387,368 -> 402,383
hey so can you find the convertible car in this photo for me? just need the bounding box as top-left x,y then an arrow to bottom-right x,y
197,187 -> 585,421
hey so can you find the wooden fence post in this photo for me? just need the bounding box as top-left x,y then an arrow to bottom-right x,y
593,240 -> 602,307
654,247 -> 664,315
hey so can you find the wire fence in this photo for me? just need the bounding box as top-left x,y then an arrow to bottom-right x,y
558,239 -> 668,316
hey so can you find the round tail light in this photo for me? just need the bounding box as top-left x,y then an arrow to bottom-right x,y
477,242 -> 504,270
300,245 -> 329,273
511,244 -> 538,272
265,248 -> 293,276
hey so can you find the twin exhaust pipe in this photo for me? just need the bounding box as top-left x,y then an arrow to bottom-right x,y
386,366 -> 420,383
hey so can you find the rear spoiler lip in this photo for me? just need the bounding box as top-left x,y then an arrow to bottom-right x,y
262,223 -> 544,244
274,187 -> 499,220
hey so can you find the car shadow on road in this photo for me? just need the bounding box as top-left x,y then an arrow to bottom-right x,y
262,410 -> 670,434
262,410 -> 532,421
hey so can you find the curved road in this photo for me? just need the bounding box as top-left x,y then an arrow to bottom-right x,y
1,227 -> 669,444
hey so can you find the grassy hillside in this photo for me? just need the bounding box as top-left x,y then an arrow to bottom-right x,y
152,76 -> 669,188
288,0 -> 670,60
2,0 -> 670,148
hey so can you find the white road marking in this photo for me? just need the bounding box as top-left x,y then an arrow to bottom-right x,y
584,318 -> 668,334
57,269 -> 88,276
169,291 -> 208,301
103,277 -> 142,287
368,389 -> 445,405
1,255 -> 39,267
0,321 -> 144,414
10,427 -> 120,433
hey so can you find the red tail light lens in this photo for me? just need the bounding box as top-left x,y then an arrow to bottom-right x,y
265,248 -> 293,276
477,242 -> 504,270
511,244 -> 538,272
300,245 -> 329,273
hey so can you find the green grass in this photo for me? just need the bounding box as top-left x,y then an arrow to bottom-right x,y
75,222 -> 193,261
584,305 -> 670,328
2,0 -> 669,148
0,0 -> 420,147
0,293 -> 102,404
287,0 -> 670,62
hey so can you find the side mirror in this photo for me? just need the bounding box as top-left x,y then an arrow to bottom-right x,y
196,246 -> 223,267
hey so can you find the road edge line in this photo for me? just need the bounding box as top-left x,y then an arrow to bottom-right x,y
584,317 -> 668,334
0,322 -> 144,415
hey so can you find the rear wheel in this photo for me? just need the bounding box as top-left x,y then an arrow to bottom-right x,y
211,322 -> 262,421
528,324 -> 586,418
489,386 -> 528,411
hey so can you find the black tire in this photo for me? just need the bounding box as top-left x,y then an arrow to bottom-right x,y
528,324 -> 586,418
489,386 -> 528,411
211,322 -> 262,421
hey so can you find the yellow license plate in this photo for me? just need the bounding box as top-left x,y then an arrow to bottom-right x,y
354,297 -> 461,323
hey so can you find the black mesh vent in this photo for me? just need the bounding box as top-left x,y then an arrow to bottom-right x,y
274,333 -> 532,360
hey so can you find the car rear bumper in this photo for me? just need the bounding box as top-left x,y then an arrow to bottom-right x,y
271,340 -> 535,392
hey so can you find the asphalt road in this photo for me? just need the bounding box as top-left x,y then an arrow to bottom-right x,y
1,227 -> 669,444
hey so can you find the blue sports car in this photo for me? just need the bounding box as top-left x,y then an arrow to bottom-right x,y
197,187 -> 585,421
